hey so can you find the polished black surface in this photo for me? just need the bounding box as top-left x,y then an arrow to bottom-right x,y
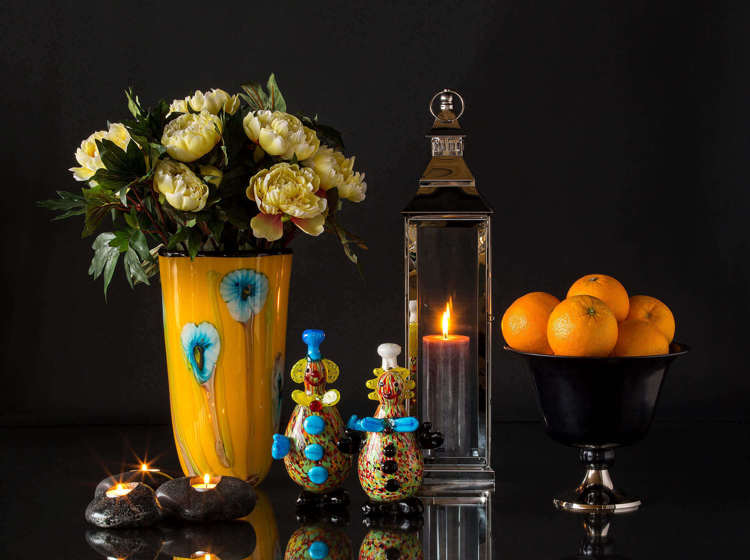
0,421 -> 745,558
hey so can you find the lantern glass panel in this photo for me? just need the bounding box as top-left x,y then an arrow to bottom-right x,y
406,216 -> 490,469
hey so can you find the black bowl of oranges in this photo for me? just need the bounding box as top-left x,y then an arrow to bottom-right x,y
503,274 -> 689,514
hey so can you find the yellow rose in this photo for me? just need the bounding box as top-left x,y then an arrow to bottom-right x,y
69,123 -> 131,183
302,146 -> 367,202
243,110 -> 319,161
198,165 -> 223,187
161,111 -> 222,163
246,163 -> 327,241
169,88 -> 240,116
154,159 -> 209,212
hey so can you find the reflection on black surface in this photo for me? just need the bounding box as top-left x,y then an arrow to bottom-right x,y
284,519 -> 353,559
422,491 -> 492,559
85,527 -> 163,560
85,520 -> 256,559
561,515 -> 630,560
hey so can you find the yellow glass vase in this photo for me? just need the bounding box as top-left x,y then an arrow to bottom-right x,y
160,251 -> 292,485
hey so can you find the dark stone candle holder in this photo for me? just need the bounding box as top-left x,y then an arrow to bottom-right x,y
85,482 -> 163,528
156,475 -> 256,522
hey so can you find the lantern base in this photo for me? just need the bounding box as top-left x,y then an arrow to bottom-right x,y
421,464 -> 495,491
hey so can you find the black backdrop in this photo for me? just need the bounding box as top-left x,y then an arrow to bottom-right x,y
2,0 -> 747,426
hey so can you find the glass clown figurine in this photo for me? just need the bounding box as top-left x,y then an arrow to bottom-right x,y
342,343 -> 443,516
271,329 -> 352,508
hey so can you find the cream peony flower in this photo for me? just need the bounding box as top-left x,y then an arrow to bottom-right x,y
69,123 -> 131,183
154,159 -> 209,212
243,110 -> 319,161
339,169 -> 367,202
302,146 -> 367,202
161,111 -> 222,163
246,163 -> 327,241
169,88 -> 240,116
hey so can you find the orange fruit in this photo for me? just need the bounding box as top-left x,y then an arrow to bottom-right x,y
567,274 -> 630,322
611,319 -> 669,357
501,292 -> 560,354
547,295 -> 618,357
626,295 -> 675,342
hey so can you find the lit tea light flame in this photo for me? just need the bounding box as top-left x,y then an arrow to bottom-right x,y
139,462 -> 160,472
191,473 -> 219,492
105,482 -> 137,498
442,300 -> 451,339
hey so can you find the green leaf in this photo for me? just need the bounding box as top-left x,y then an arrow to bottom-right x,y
186,228 -> 203,259
125,87 -> 142,119
266,73 -> 286,112
124,247 -> 150,288
299,115 -> 345,151
124,209 -> 139,229
37,191 -> 86,221
240,83 -> 269,111
89,232 -> 120,297
130,229 -> 151,261
82,187 -> 119,237
185,217 -> 197,228
167,227 -> 189,250
90,138 -> 147,190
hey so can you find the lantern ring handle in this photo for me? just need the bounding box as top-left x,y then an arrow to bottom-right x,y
429,89 -> 465,123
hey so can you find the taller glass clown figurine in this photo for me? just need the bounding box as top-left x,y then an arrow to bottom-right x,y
403,89 -> 495,489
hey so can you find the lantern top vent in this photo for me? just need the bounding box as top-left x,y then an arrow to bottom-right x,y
402,89 -> 493,215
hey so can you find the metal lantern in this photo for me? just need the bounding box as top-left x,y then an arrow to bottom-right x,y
403,90 -> 494,488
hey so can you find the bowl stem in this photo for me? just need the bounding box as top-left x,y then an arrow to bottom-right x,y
553,448 -> 642,513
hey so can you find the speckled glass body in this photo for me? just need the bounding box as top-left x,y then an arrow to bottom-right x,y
358,369 -> 424,502
284,403 -> 351,492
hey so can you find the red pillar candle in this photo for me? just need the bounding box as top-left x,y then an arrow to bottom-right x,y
421,303 -> 472,458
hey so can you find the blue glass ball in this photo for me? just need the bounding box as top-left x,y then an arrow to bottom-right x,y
304,443 -> 324,461
308,465 -> 329,485
304,415 -> 325,435
309,540 -> 329,559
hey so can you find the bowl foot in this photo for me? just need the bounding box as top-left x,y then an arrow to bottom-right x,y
554,449 -> 641,514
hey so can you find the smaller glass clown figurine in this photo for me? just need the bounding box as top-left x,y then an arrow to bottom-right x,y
341,343 -> 443,516
271,329 -> 352,508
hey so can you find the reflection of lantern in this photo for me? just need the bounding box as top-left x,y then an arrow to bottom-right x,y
422,490 -> 492,559
403,90 -> 494,487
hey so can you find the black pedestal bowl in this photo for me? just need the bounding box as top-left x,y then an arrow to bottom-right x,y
506,343 -> 689,513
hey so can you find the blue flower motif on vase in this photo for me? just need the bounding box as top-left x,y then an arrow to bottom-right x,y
181,322 -> 221,384
219,269 -> 270,323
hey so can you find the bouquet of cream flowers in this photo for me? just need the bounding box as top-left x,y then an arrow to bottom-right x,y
40,75 -> 367,294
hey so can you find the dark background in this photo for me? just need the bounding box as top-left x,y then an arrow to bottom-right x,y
1,0 -> 747,426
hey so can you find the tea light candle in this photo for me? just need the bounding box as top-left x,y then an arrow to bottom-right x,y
105,482 -> 138,498
192,473 -> 221,492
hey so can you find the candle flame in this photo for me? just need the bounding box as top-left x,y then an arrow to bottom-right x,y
442,301 -> 451,339
140,463 -> 148,471
116,483 -> 123,491
203,473 -> 211,485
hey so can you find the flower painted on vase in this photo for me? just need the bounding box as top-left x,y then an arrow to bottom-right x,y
219,268 -> 269,323
181,322 -> 221,384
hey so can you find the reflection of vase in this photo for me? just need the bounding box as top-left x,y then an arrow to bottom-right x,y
160,251 -> 292,485
245,490 -> 280,560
